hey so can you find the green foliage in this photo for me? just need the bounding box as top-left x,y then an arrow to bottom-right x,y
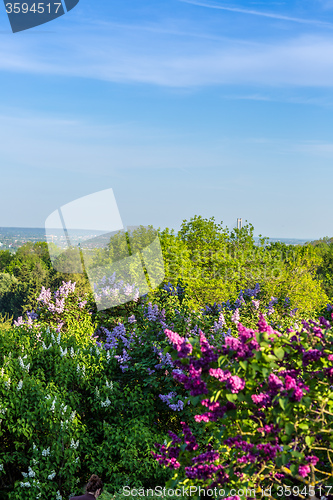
157,216 -> 329,315
0,273 -> 18,294
0,251 -> 14,272
0,322 -> 174,499
0,281 -> 200,499
0,242 -> 92,320
2,216 -> 333,500
156,306 -> 333,500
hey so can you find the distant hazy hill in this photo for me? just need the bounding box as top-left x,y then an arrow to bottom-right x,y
253,236 -> 311,246
0,227 -> 318,249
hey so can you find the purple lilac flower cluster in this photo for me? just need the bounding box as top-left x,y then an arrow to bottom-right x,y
165,329 -> 193,358
93,273 -> 140,307
202,284 -> 260,321
14,281 -> 88,333
154,423 -> 230,483
163,282 -> 186,297
251,371 -> 310,407
212,312 -> 226,334
152,427 -> 183,469
154,311 -> 333,488
223,436 -> 281,466
267,297 -> 278,316
96,322 -> 136,371
114,349 -> 132,372
243,283 -> 260,298
36,281 -> 77,315
14,310 -> 38,328
222,321 -> 261,360
195,399 -> 236,423
152,344 -> 174,370
159,392 -> 185,411
201,302 -> 223,316
144,302 -> 166,324
209,369 -> 245,394
284,297 -> 291,308
234,291 -> 246,309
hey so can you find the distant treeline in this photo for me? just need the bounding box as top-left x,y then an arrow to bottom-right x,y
1,215 -> 333,321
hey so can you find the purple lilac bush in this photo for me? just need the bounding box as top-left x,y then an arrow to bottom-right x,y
11,277 -> 333,499
153,307 -> 333,500
14,280 -> 92,336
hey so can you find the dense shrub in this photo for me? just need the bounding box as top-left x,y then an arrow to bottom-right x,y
1,216 -> 333,500
0,281 -> 199,499
157,216 -> 329,316
153,296 -> 333,500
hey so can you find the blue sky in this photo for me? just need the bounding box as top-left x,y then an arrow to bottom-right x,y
1,0 -> 333,239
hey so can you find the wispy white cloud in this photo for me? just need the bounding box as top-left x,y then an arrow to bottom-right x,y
1,19 -> 333,88
221,92 -> 333,107
178,0 -> 333,28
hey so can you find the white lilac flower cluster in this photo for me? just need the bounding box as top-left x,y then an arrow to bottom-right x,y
76,364 -> 86,377
70,439 -> 79,450
105,380 -> 113,390
17,380 -> 23,391
18,355 -> 30,372
48,471 -> 56,480
28,467 -> 35,477
21,467 -> 35,479
101,397 -> 111,407
45,395 -> 57,413
212,312 -> 226,333
42,447 -> 50,457
60,346 -> 67,357
20,471 -> 41,490
0,405 -> 8,425
50,399 -> 56,413
50,332 -> 62,345
42,341 -> 52,350
20,481 -> 31,487
0,404 -> 7,415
